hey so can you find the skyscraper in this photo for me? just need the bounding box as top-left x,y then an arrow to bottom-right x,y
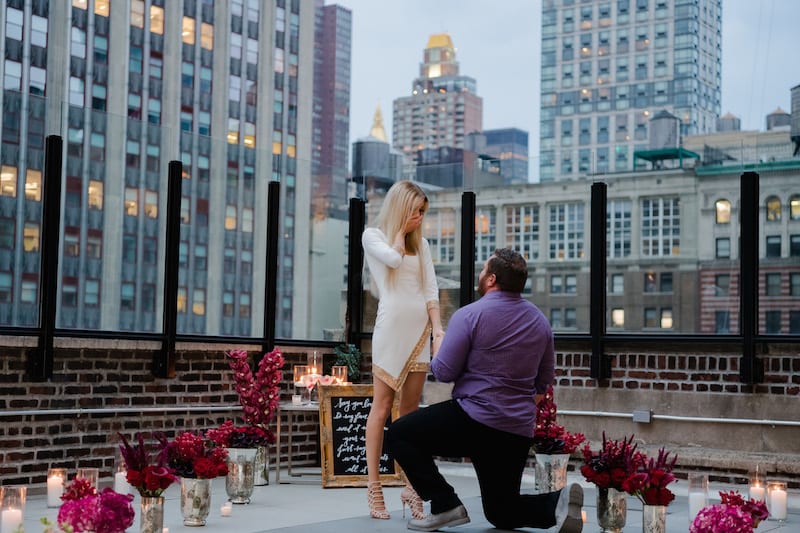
0,1 -> 317,339
312,1 -> 351,219
392,33 -> 482,164
466,128 -> 530,184
539,0 -> 722,181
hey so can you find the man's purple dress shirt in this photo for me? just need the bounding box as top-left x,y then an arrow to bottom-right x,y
431,290 -> 555,438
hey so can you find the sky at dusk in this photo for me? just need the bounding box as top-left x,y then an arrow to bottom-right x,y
336,0 -> 799,179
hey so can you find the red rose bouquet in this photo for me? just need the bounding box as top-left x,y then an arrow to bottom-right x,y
164,431 -> 229,479
690,490 -> 769,533
580,433 -> 645,490
533,385 -> 585,454
206,419 -> 273,448
42,477 -> 134,533
622,447 -> 678,506
118,432 -> 178,497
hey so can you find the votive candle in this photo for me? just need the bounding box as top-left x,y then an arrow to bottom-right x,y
1,508 -> 22,533
47,468 -> 66,507
221,502 -> 233,517
768,481 -> 788,521
749,484 -> 765,502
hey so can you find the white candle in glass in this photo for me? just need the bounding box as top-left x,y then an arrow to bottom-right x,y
114,471 -> 130,494
46,474 -> 64,507
688,492 -> 706,519
1,508 -> 23,533
749,484 -> 765,502
770,487 -> 787,520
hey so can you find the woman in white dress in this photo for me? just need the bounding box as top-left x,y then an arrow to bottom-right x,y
361,180 -> 445,520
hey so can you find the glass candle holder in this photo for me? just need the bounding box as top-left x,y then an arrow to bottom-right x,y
331,365 -> 348,385
307,351 -> 321,377
47,468 -> 66,507
0,485 -> 26,533
687,472 -> 708,523
749,466 -> 766,502
293,365 -> 309,404
76,467 -> 99,489
767,481 -> 788,521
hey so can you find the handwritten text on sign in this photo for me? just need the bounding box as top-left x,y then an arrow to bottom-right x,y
330,397 -> 393,475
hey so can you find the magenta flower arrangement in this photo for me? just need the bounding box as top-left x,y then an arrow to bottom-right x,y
533,385 -> 585,454
226,348 -> 285,431
42,477 -> 134,533
622,447 -> 678,506
690,490 -> 769,533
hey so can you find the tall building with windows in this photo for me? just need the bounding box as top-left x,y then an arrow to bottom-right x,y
466,128 -> 530,184
539,0 -> 722,181
392,33 -> 482,164
0,0 -> 317,338
312,0 -> 351,219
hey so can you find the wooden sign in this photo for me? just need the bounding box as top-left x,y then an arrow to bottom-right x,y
318,384 -> 404,488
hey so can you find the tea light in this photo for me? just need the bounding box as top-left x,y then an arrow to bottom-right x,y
768,481 -> 787,521
47,468 -> 66,507
221,502 -> 233,517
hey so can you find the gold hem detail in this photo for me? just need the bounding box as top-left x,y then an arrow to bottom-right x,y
373,325 -> 431,392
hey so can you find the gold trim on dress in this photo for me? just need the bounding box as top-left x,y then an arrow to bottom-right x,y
373,325 -> 431,392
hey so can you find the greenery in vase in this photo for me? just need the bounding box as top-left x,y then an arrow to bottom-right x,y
333,343 -> 362,382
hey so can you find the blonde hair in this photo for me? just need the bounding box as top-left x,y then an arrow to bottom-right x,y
373,180 -> 429,287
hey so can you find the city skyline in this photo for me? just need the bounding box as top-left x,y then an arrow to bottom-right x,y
339,0 -> 799,180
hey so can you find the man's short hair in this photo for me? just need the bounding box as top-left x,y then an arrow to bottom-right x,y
486,248 -> 528,293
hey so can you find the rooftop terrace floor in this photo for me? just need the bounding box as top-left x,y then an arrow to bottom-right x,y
22,463 -> 799,532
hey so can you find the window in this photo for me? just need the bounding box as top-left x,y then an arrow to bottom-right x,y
607,199 -> 632,258
223,292 -> 235,317
475,208 -> 497,262
791,311 -> 800,334
790,195 -> 800,220
610,308 -> 624,328
150,5 -> 164,34
791,235 -> 800,257
610,273 -> 624,293
765,273 -> 781,296
764,310 -> 781,334
130,0 -> 145,27
551,276 -> 563,294
641,197 -> 680,256
565,275 -> 577,294
121,283 -> 135,311
715,199 -> 731,224
765,236 -> 781,258
124,188 -> 138,216
141,284 -> 155,312
242,208 -> 254,233
23,224 -> 40,252
549,203 -> 584,260
182,17 -> 196,45
1,166 -> 17,197
564,308 -> 577,328
122,235 -> 136,262
660,308 -> 673,329
194,245 -> 207,271
201,22 -> 213,49
21,280 -> 36,303
644,272 -> 657,293
177,287 -> 187,313
143,237 -> 157,265
766,196 -> 781,222
88,181 -> 103,209
192,289 -> 206,315
0,273 -> 11,302
716,238 -> 731,259
505,205 -> 540,261
144,191 -> 158,218
225,205 -> 237,230
64,233 -> 80,256
791,273 -> 800,297
644,307 -> 658,328
715,311 -> 730,333
0,220 -> 13,249
25,169 -> 41,201
550,309 -> 563,329
85,280 -> 99,306
181,197 -> 190,223
715,274 -> 730,296
62,281 -> 78,307
87,234 -> 101,258
660,272 -> 673,293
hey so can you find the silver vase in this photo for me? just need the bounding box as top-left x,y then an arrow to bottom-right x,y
642,504 -> 667,533
597,487 -> 627,533
180,477 -> 212,526
139,496 -> 164,533
226,447 -> 257,504
254,445 -> 270,486
533,453 -> 570,494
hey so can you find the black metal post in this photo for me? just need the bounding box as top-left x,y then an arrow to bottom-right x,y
27,135 -> 63,381
346,197 -> 365,345
261,181 -> 280,354
739,171 -> 763,384
154,161 -> 182,378
590,181 -> 610,381
460,191 -> 476,307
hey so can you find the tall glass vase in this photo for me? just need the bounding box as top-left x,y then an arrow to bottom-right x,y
254,445 -> 270,486
226,447 -> 257,504
597,487 -> 627,533
533,453 -> 570,493
642,504 -> 667,533
180,477 -> 212,526
139,496 -> 164,533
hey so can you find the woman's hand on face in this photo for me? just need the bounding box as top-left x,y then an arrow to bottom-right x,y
404,209 -> 424,234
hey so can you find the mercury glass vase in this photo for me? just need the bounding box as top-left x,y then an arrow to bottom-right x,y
533,453 -> 570,494
642,504 -> 667,533
254,445 -> 270,486
597,487 -> 627,533
180,477 -> 212,526
139,496 -> 164,533
226,447 -> 257,504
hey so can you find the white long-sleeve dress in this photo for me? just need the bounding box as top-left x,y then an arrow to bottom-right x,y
362,227 -> 439,391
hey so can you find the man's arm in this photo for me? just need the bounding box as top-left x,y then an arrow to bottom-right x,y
430,309 -> 471,383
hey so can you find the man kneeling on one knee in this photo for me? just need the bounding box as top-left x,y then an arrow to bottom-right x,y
387,247 -> 584,533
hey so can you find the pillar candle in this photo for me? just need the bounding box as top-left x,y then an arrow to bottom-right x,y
770,488 -> 787,520
688,492 -> 706,519
47,474 -> 64,507
1,509 -> 23,533
114,471 -> 130,494
749,485 -> 765,502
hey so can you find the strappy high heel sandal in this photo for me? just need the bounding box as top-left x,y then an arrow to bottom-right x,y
400,484 -> 425,520
367,481 -> 390,519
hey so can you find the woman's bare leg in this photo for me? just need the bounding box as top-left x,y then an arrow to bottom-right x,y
366,377 -> 396,484
399,371 -> 426,417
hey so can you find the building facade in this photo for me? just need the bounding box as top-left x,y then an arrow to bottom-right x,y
466,128 -> 530,184
539,0 -> 722,182
0,0 -> 323,339
392,33 -> 483,164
